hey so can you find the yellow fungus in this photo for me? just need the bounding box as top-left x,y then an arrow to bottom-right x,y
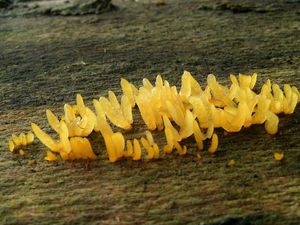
31,123 -> 60,152
11,71 -> 297,163
193,120 -> 204,150
93,99 -> 113,135
59,151 -> 69,160
153,143 -> 160,159
264,112 -> 279,135
208,133 -> 218,154
103,134 -> 118,162
124,140 -> 133,157
154,74 -> 163,87
135,95 -> 157,130
145,131 -> 154,146
274,152 -> 284,161
59,121 -> 71,153
121,95 -> 133,124
174,142 -> 187,155
8,131 -> 35,154
99,96 -> 132,130
164,127 -> 174,151
8,140 -> 15,152
166,101 -> 185,127
143,78 -> 154,90
121,78 -> 136,107
111,132 -> 125,159
163,145 -> 172,154
19,133 -> 27,146
179,109 -> 194,139
26,132 -> 35,144
108,91 -> 121,109
141,137 -> 154,160
45,151 -> 58,161
70,137 -> 96,160
250,73 -> 257,89
133,138 -> 142,161
238,73 -> 252,88
46,109 -> 61,134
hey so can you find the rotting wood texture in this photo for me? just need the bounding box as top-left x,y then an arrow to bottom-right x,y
0,0 -> 299,224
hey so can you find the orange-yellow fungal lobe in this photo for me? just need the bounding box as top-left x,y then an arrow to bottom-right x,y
20,133 -> 27,146
64,95 -> 96,137
166,101 -> 185,127
103,134 -> 118,162
112,132 -> 125,159
100,96 -> 132,130
93,99 -> 113,136
274,152 -> 284,161
59,151 -> 69,160
250,73 -> 257,89
205,123 -> 215,139
164,127 -> 174,151
59,121 -> 71,154
284,84 -> 292,100
64,104 -> 76,124
179,109 -> 194,139
143,78 -> 154,90
46,109 -> 60,134
108,91 -> 120,109
291,86 -> 300,102
227,102 -> 247,132
76,94 -> 87,114
11,134 -> 21,146
26,132 -> 35,144
230,74 -> 239,85
174,142 -> 187,155
45,151 -> 58,161
264,112 -> 279,135
133,138 -> 142,161
145,131 -> 154,146
180,71 -> 192,101
121,95 -> 133,124
163,115 -> 181,143
8,140 -> 15,152
238,74 -> 252,88
135,96 -> 157,130
124,140 -> 133,157
70,137 -> 96,160
155,75 -> 163,88
153,143 -> 160,159
31,123 -> 60,152
141,137 -> 154,159
121,78 -> 136,107
193,120 -> 204,150
208,133 -> 218,154
163,145 -> 173,154
8,131 -> 35,154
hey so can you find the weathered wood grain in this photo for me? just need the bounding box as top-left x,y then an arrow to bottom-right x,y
0,0 -> 299,224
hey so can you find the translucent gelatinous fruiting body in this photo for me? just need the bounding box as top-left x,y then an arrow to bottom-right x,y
21,71 -> 299,163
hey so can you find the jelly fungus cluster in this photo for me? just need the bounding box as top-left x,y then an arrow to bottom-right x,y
8,132 -> 35,155
9,71 -> 299,162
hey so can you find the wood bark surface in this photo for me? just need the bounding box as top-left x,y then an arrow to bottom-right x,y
0,0 -> 300,224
